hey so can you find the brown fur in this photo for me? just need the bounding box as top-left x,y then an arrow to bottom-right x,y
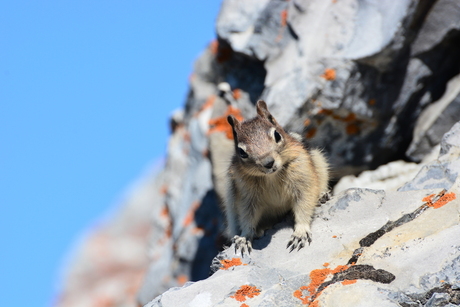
225,100 -> 329,254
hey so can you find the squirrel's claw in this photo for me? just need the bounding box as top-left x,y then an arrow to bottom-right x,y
287,232 -> 312,252
232,235 -> 252,256
319,191 -> 331,204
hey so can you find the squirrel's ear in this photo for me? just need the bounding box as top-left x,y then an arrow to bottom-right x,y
256,100 -> 278,126
256,100 -> 269,117
227,115 -> 240,129
227,115 -> 240,143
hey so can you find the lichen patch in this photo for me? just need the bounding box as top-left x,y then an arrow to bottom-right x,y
294,265 -> 349,305
423,192 -> 456,209
230,285 -> 261,302
321,68 -> 336,81
220,258 -> 246,270
208,106 -> 244,139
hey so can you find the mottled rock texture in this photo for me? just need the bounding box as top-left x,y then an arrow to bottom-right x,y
146,122 -> 460,307
138,0 -> 460,304
56,1 -> 460,307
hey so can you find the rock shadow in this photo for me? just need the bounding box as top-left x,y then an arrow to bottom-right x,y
190,189 -> 225,282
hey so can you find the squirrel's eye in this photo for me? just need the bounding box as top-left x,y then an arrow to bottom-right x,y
238,148 -> 248,159
274,130 -> 282,143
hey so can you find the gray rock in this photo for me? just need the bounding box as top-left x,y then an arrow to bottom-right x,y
441,121 -> 460,157
407,75 -> 460,161
333,160 -> 421,194
214,0 -> 460,178
139,0 -> 460,304
137,87 -> 223,302
333,145 -> 442,194
147,124 -> 460,307
400,122 -> 460,192
411,0 -> 460,56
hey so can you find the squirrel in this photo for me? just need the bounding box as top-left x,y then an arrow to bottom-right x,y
224,100 -> 329,255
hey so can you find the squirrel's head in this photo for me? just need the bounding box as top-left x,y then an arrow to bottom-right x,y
227,100 -> 288,176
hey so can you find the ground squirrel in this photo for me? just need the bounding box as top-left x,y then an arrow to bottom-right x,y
224,100 -> 329,254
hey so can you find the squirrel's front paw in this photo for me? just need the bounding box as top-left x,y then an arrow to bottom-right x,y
286,231 -> 312,252
319,191 -> 331,204
232,235 -> 252,256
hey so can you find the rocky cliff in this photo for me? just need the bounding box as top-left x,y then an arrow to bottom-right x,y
56,0 -> 460,306
149,121 -> 460,307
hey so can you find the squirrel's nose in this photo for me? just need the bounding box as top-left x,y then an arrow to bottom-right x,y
264,159 -> 275,169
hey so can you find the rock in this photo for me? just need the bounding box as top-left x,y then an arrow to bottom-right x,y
137,93 -> 223,303
147,115 -> 460,307
400,122 -> 460,192
440,120 -> 460,157
333,160 -> 421,194
406,74 -> 460,161
213,0 -> 460,177
333,145 -> 440,194
142,0 -> 460,304
411,0 -> 460,56
217,0 -> 289,61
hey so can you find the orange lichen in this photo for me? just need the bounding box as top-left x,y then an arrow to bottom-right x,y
294,265 -> 349,305
231,285 -> 261,302
160,185 -> 168,195
280,9 -> 288,27
423,192 -> 456,209
241,304 -> 249,307
321,68 -> 336,81
192,226 -> 205,235
368,98 -> 376,106
165,223 -> 172,239
293,287 -> 307,300
341,279 -> 357,285
220,258 -> 246,270
323,263 -> 329,267
182,201 -> 201,227
346,123 -> 359,135
343,113 -> 356,123
305,128 -> 317,139
332,235 -> 337,238
422,194 -> 435,204
432,192 -> 456,209
160,205 -> 169,218
208,106 -> 244,139
157,204 -> 173,241
210,39 -> 219,55
304,118 -> 311,127
233,88 -> 242,100
317,108 -> 333,116
177,275 -> 188,286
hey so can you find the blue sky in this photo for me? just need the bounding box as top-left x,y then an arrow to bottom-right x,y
0,1 -> 221,306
